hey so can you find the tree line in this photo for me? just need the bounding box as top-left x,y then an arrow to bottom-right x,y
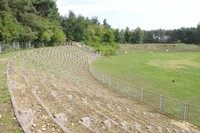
61,11 -> 200,54
106,25 -> 200,45
0,0 -> 66,47
0,0 -> 200,54
61,11 -> 118,55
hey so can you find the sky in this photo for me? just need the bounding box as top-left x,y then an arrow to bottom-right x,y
56,0 -> 200,30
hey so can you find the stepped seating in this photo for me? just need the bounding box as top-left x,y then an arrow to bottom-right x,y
7,45 -> 199,133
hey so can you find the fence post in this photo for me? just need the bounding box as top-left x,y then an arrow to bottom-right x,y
160,95 -> 163,113
17,42 -> 20,50
184,103 -> 189,121
141,89 -> 144,102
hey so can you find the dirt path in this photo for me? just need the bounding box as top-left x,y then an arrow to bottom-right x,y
7,45 -> 199,133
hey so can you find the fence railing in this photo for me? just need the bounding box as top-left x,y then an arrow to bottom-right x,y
0,42 -> 35,53
88,63 -> 200,127
0,41 -> 74,54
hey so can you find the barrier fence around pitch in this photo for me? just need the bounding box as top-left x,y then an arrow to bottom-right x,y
88,63 -> 200,127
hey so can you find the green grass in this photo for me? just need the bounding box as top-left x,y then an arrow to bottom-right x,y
0,51 -> 23,132
93,46 -> 200,106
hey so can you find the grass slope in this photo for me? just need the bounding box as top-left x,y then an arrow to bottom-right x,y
117,44 -> 200,54
93,44 -> 200,106
0,51 -> 23,133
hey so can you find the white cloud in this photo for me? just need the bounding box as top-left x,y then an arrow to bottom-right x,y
57,0 -> 147,16
56,0 -> 200,30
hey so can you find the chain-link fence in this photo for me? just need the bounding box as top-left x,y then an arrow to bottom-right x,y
0,42 -> 35,53
0,41 -> 75,54
88,64 -> 200,127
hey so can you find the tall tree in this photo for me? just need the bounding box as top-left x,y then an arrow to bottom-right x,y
134,27 -> 144,44
114,29 -> 124,43
196,23 -> 200,44
103,19 -> 111,29
61,11 -> 76,41
32,0 -> 60,21
0,0 -> 10,12
129,30 -> 135,44
144,31 -> 155,43
124,27 -> 131,43
90,16 -> 100,25
74,15 -> 89,41
103,28 -> 115,43
0,11 -> 24,42
1,0 -> 66,45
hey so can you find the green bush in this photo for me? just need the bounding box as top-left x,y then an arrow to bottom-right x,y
83,41 -> 119,56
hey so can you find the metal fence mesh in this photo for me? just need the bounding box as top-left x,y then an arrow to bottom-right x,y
0,42 -> 35,53
89,60 -> 200,127
163,97 -> 185,119
188,105 -> 200,127
143,90 -> 160,110
127,86 -> 141,101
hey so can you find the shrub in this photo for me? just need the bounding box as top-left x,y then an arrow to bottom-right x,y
83,41 -> 119,56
